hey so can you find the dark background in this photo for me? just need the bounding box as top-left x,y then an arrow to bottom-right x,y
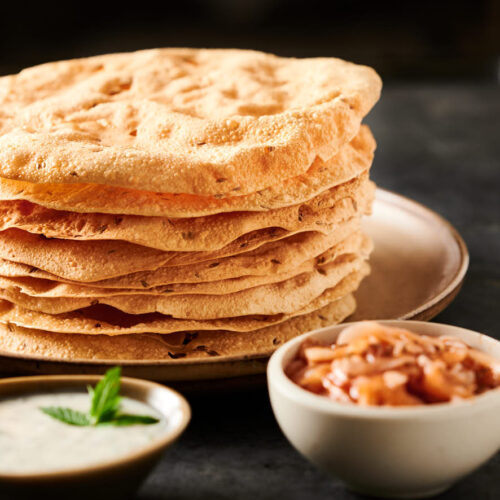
1,3 -> 499,499
0,0 -> 499,80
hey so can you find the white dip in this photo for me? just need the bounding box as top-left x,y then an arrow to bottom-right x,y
0,392 -> 167,474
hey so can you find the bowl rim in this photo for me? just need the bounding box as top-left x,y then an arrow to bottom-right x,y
268,320 -> 500,420
0,374 -> 191,480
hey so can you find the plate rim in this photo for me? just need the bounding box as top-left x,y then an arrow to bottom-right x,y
373,188 -> 469,320
0,188 -> 469,369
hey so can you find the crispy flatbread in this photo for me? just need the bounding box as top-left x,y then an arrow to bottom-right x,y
0,218 -> 362,287
0,49 -> 381,195
0,252 -> 367,318
0,126 -> 374,217
0,293 -> 356,362
0,232 -> 370,297
0,172 -> 370,251
0,266 -> 368,335
0,182 -> 373,281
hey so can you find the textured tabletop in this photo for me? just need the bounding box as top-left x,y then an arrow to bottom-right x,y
137,83 -> 500,500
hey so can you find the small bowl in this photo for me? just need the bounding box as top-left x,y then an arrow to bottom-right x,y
0,375 -> 191,500
268,320 -> 500,498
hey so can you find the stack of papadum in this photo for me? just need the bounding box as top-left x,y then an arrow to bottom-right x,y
0,49 -> 381,365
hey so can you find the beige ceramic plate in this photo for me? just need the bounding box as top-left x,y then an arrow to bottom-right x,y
0,189 -> 468,387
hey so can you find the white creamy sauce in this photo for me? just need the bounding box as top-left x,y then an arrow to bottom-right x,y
0,392 -> 167,474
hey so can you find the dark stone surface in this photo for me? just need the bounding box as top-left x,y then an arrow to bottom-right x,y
136,84 -> 500,500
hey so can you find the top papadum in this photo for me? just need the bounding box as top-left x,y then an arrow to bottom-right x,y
0,48 -> 381,195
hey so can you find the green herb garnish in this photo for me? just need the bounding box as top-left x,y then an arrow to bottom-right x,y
40,367 -> 160,427
40,406 -> 91,426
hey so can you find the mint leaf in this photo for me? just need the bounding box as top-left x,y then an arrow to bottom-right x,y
90,366 -> 122,424
39,367 -> 161,427
106,414 -> 160,426
40,406 -> 91,426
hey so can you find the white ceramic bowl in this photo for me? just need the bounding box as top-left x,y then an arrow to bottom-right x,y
268,320 -> 500,498
0,375 -> 191,500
